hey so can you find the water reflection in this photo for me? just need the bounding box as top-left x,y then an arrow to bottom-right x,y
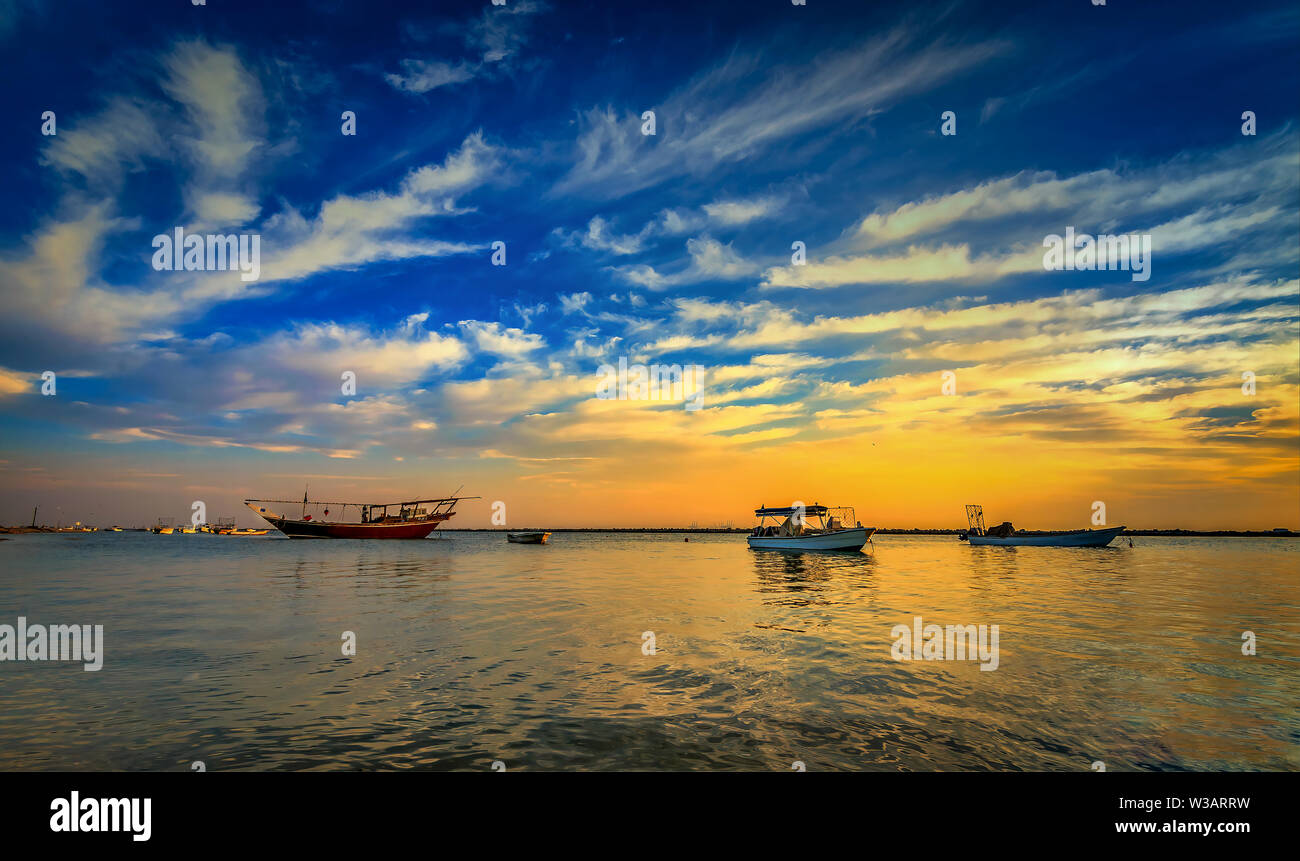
0,531 -> 1295,771
750,547 -> 877,606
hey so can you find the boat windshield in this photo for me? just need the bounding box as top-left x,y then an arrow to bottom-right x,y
753,505 -> 856,533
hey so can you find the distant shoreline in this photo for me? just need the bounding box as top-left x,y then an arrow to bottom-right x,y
3,525 -> 1296,538
441,527 -> 1299,537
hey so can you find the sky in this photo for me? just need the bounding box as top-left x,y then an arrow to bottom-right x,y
0,0 -> 1297,530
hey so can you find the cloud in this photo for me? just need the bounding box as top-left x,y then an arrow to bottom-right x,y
386,1 -> 545,93
40,97 -> 167,185
161,40 -> 268,227
763,243 -> 1039,289
559,292 -> 593,314
701,195 -> 782,226
684,236 -> 757,279
469,0 -> 545,62
0,203 -> 176,360
458,321 -> 546,357
0,367 -> 31,397
386,59 -> 476,94
251,131 -> 501,288
638,276 -> 1299,362
556,215 -> 649,255
554,29 -> 1006,197
193,191 -> 262,225
762,134 -> 1298,289
2,123 -> 500,374
612,236 -> 759,289
854,135 -> 1296,247
554,194 -> 785,260
248,322 -> 469,389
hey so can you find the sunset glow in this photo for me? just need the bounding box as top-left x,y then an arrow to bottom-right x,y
1,1 -> 1296,530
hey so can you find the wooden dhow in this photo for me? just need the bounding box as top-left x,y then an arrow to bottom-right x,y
245,491 -> 477,539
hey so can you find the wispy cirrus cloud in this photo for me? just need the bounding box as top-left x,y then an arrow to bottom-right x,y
553,193 -> 787,258
40,97 -> 168,186
762,133 -> 1299,289
161,40 -> 268,227
612,236 -> 760,290
2,42 -> 507,366
553,28 -> 1008,198
385,1 -> 546,93
250,131 -> 501,290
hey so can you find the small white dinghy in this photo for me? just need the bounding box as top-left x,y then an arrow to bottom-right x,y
507,531 -> 551,544
747,504 -> 874,552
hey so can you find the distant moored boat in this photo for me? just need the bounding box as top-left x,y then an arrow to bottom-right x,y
507,531 -> 551,544
958,504 -> 1125,547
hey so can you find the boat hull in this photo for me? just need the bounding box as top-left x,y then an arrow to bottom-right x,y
261,515 -> 452,539
748,526 -> 874,552
507,532 -> 550,544
967,526 -> 1125,547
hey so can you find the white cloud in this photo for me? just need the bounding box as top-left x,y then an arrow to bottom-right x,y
161,41 -> 267,227
763,243 -> 1039,289
556,215 -> 649,255
247,322 -> 469,390
194,191 -> 261,225
554,30 -> 1006,197
556,195 -> 784,259
386,1 -> 545,93
686,236 -> 758,279
386,59 -> 476,94
251,131 -> 500,288
855,137 -> 1297,247
458,321 -> 546,357
41,97 -> 167,185
0,203 -> 179,351
702,195 -> 781,225
559,292 -> 593,314
764,134 -> 1298,289
612,236 -> 759,289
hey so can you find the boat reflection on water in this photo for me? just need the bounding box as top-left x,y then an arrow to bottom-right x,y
750,545 -> 877,605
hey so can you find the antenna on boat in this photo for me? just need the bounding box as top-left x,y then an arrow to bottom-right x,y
449,484 -> 464,500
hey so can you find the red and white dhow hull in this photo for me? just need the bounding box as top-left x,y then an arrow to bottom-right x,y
245,494 -> 474,540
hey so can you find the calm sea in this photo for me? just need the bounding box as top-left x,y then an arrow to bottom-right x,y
1,531 -> 1296,771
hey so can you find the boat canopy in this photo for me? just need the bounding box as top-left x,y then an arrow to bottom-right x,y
754,505 -> 829,517
245,496 -> 474,507
245,494 -> 479,524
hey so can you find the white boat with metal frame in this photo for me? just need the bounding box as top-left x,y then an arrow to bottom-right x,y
747,504 -> 874,552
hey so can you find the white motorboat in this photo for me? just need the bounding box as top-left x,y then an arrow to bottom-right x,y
747,504 -> 874,552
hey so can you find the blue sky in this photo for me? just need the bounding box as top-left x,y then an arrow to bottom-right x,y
1,0 -> 1297,528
